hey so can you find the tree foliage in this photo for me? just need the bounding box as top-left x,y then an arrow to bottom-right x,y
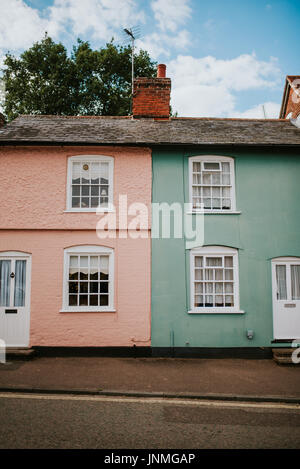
2,35 -> 157,121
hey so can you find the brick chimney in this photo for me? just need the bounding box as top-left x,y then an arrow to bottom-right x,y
279,76 -> 300,119
132,64 -> 171,119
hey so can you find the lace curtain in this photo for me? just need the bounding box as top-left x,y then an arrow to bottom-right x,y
0,260 -> 11,307
291,265 -> 300,300
276,265 -> 287,300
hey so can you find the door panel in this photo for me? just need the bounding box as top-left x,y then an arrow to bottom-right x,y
272,258 -> 300,340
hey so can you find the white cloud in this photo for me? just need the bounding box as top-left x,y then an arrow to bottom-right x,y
168,53 -> 281,117
0,0 -> 49,51
137,0 -> 191,59
49,0 -> 145,41
0,0 -> 145,58
232,101 -> 280,119
169,54 -> 280,90
171,84 -> 236,117
0,0 -> 190,64
151,0 -> 191,32
136,33 -> 170,59
171,29 -> 190,50
136,29 -> 190,59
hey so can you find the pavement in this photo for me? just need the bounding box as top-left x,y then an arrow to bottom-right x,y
0,355 -> 300,403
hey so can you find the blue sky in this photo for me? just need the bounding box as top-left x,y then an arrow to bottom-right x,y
0,0 -> 299,117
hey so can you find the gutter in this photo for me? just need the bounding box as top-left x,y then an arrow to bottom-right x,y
1,141 -> 300,149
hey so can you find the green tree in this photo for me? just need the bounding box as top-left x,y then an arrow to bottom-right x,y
2,35 -> 157,121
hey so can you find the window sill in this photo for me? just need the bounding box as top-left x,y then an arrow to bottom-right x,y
60,308 -> 116,313
186,211 -> 241,215
188,309 -> 245,315
64,209 -> 115,213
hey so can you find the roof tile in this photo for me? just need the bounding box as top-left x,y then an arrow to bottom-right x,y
0,115 -> 299,146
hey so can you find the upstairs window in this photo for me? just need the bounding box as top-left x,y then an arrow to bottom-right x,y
189,156 -> 236,212
67,156 -> 113,211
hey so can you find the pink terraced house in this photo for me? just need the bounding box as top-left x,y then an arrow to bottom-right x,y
0,136 -> 153,349
0,65 -> 172,351
0,65 -> 171,351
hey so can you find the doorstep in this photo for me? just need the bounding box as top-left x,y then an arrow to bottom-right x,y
272,348 -> 299,365
5,348 -> 36,359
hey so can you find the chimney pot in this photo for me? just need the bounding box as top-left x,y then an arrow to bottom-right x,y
157,64 -> 166,78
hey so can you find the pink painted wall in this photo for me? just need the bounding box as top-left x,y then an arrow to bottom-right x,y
0,146 -> 151,347
0,146 -> 151,229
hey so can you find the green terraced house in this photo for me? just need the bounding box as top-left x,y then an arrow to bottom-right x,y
149,70 -> 300,356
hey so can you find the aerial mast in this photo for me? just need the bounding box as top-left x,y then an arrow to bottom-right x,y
124,28 -> 135,97
123,26 -> 140,113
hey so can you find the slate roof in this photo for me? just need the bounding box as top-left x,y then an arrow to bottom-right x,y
0,115 -> 300,146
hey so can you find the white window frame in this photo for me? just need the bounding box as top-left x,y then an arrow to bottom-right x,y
66,155 -> 114,212
189,155 -> 237,213
189,245 -> 244,314
61,245 -> 115,312
271,257 -> 300,302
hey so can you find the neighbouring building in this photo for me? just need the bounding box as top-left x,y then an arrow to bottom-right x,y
279,75 -> 300,120
0,67 -> 299,355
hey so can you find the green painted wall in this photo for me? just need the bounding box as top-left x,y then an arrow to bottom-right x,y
151,148 -> 300,348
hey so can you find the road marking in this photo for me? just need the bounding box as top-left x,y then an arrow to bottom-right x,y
0,392 -> 299,411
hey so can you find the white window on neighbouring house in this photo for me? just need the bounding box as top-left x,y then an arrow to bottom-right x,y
190,246 -> 241,313
62,246 -> 114,312
189,156 -> 236,212
275,261 -> 300,301
67,155 -> 113,211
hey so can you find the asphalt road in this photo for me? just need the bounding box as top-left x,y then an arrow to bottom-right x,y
0,392 -> 300,449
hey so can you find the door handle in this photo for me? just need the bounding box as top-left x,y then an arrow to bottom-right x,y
10,272 -> 15,279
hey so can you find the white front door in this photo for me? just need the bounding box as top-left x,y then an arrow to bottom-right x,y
272,257 -> 300,340
0,252 -> 31,347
